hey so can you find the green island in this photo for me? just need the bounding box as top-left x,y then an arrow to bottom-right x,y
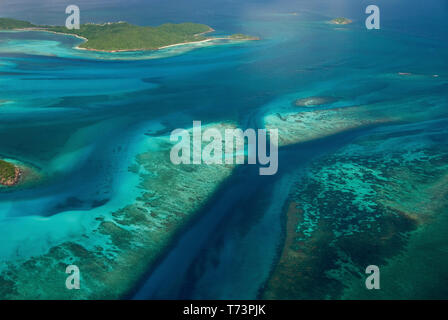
0,159 -> 20,186
0,17 -> 35,29
0,122 -> 238,299
330,17 -> 353,25
0,18 -> 258,52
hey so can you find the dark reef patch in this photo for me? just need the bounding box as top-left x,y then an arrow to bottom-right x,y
264,123 -> 448,299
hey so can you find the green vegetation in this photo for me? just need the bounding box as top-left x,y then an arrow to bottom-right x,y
44,22 -> 212,51
0,160 -> 16,182
0,18 -> 35,29
0,18 -> 211,51
331,17 -> 353,25
0,17 -> 259,52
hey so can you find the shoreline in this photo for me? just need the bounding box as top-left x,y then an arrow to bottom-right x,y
8,27 -> 258,53
0,166 -> 21,186
0,157 -> 42,190
0,122 -> 239,299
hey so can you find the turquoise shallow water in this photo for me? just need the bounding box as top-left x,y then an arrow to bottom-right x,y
0,0 -> 447,299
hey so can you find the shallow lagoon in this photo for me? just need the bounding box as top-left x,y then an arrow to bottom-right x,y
0,0 -> 447,299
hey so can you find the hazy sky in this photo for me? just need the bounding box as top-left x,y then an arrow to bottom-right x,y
1,0 -> 446,22
0,0 -> 446,39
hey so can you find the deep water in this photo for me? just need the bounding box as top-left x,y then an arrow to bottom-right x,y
0,0 -> 447,299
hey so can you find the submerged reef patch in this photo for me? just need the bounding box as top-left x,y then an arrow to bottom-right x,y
0,122 -> 237,299
264,93 -> 448,147
264,105 -> 392,147
293,96 -> 338,107
263,122 -> 448,299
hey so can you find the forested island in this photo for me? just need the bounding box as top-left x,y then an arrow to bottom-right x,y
0,18 -> 258,52
0,159 -> 20,186
0,17 -> 35,29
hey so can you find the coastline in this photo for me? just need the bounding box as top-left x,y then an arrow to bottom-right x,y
0,156 -> 44,191
75,27 -> 216,52
0,122 -> 239,299
8,27 -> 257,53
0,166 -> 21,187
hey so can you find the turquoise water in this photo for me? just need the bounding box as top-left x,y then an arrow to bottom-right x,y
0,0 -> 447,299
